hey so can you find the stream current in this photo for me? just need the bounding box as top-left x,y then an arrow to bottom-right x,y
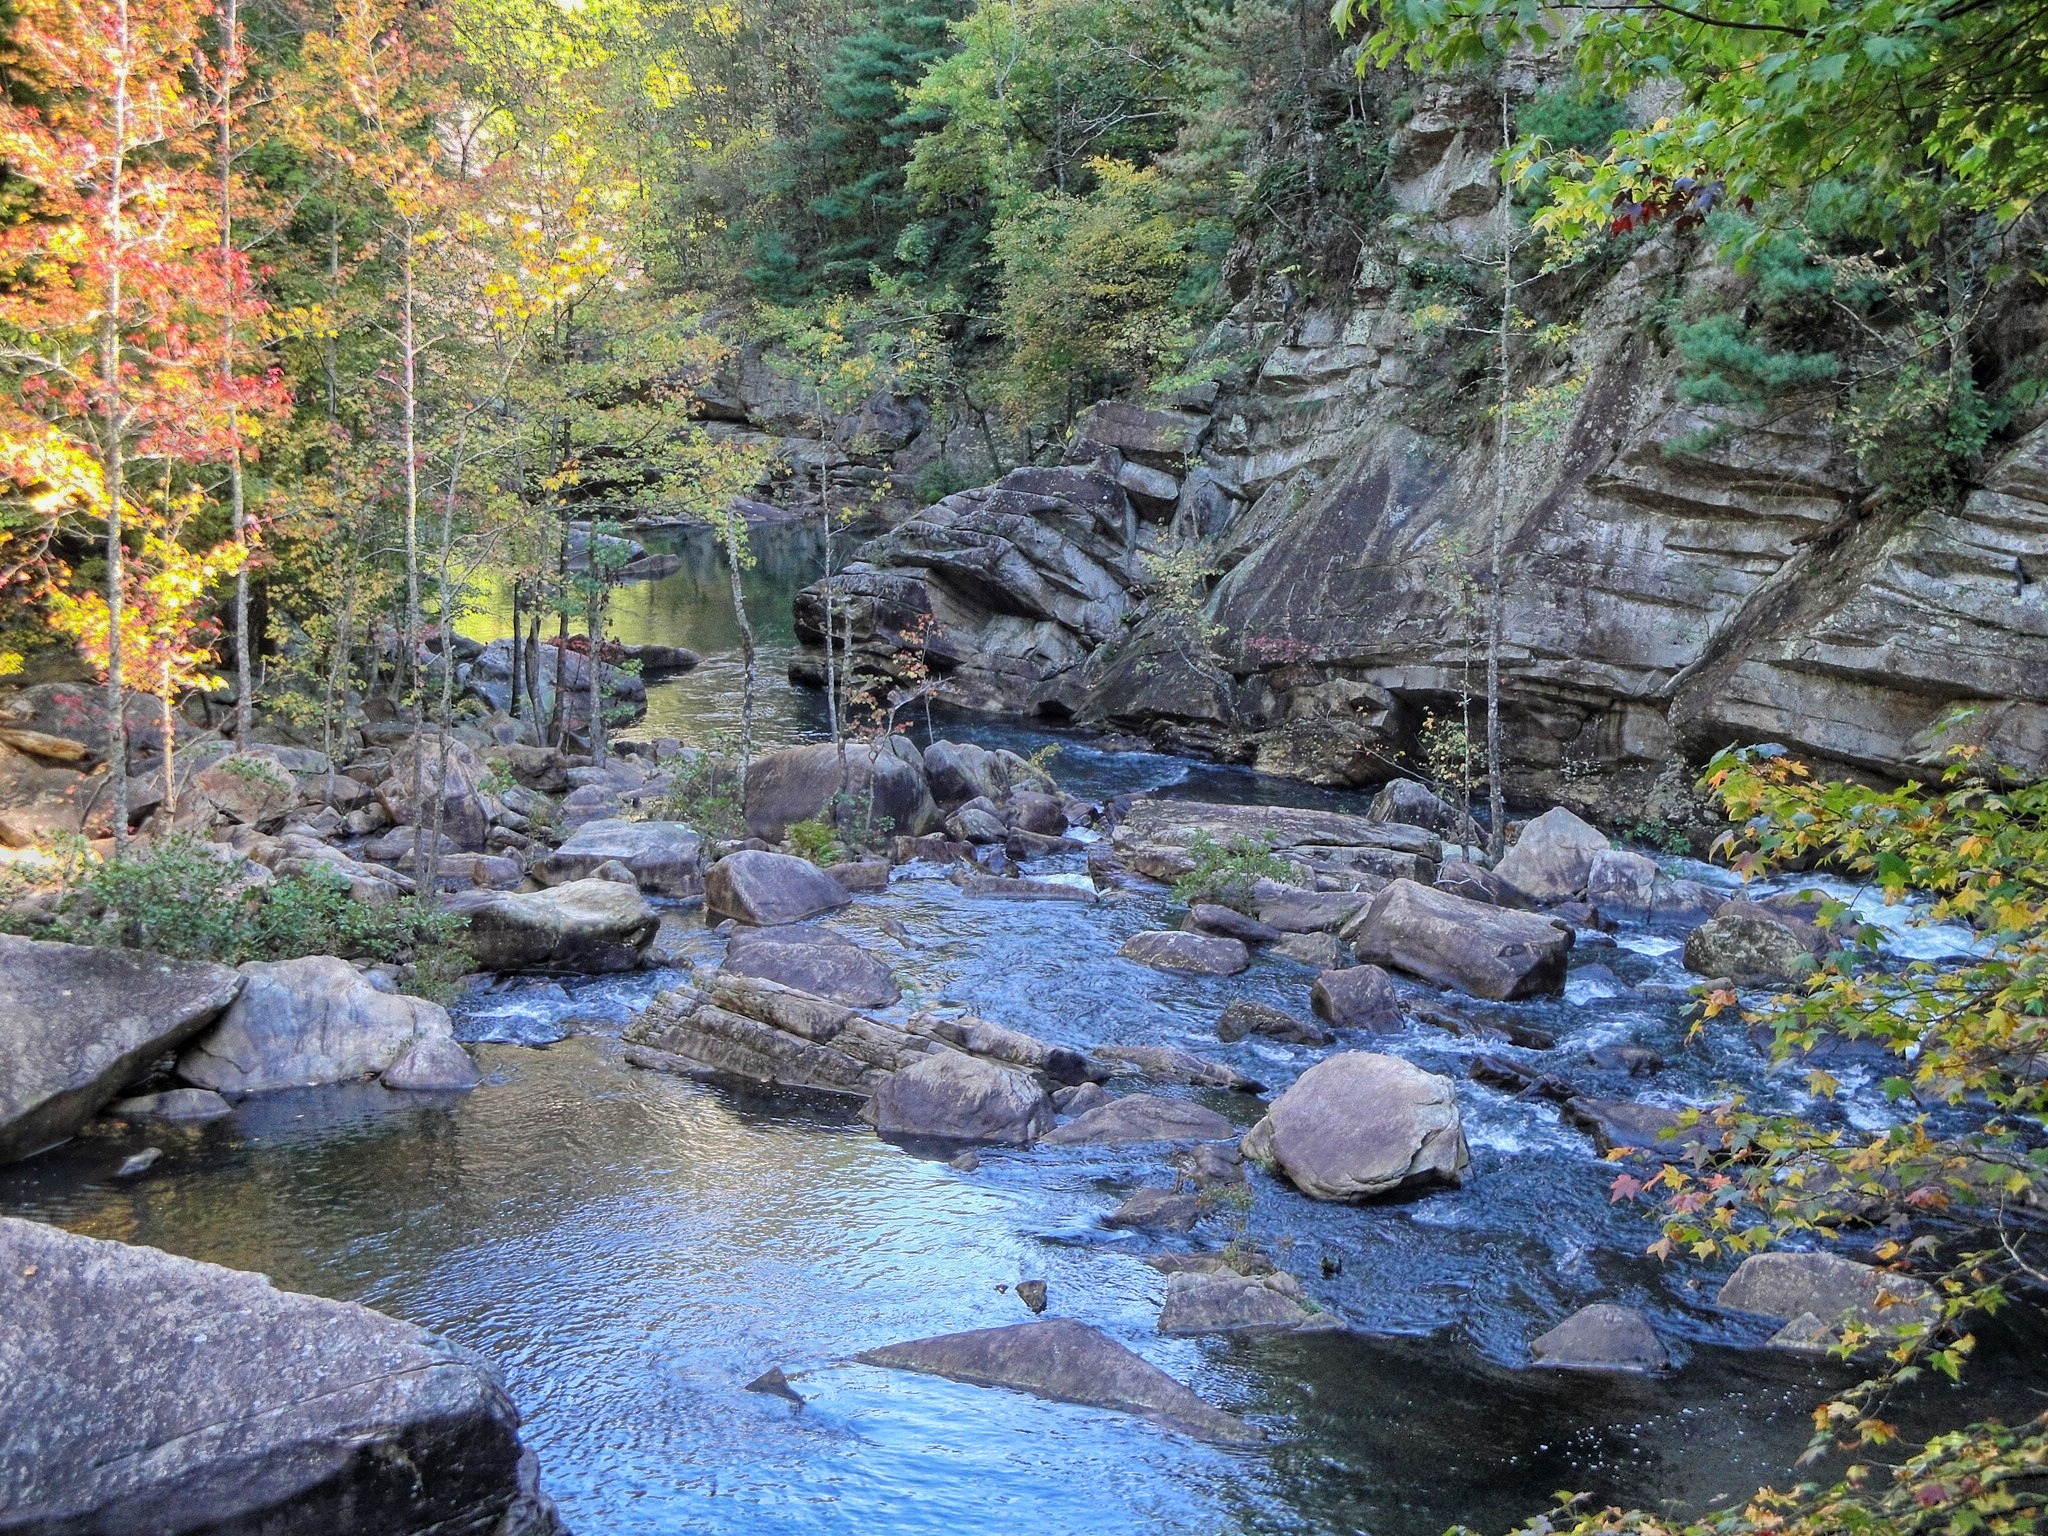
4,522 -> 2041,1536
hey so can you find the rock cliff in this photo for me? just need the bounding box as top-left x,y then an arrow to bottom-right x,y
786,80 -> 2048,815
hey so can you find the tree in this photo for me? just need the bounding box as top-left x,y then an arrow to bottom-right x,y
0,0 -> 280,849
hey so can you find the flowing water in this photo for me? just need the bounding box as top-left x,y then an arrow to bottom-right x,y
4,523 -> 2040,1535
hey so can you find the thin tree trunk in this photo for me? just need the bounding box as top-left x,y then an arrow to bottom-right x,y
101,0 -> 132,853
1485,89 -> 1511,864
401,231 -> 426,883
509,579 -> 522,719
587,581 -> 607,769
219,0 -> 250,750
159,677 -> 176,823
820,453 -> 840,748
721,513 -> 756,783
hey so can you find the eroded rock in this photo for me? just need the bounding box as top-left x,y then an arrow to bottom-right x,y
1242,1051 -> 1468,1201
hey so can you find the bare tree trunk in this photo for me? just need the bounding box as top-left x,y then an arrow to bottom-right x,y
159,677 -> 176,823
101,5 -> 131,854
219,0 -> 250,750
1485,89 -> 1511,864
509,579 -> 522,720
721,514 -> 756,783
587,581 -> 607,769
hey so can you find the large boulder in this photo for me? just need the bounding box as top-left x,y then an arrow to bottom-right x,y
0,1216 -> 562,1534
0,936 -> 242,1162
704,850 -> 852,926
1118,930 -> 1250,975
1588,850 -> 1727,925
1683,900 -> 1825,985
1346,879 -> 1573,1000
743,742 -> 939,844
856,1318 -> 1258,1445
1368,778 -> 1478,842
1241,1051 -> 1468,1201
1310,964 -> 1402,1033
176,956 -> 469,1095
187,751 -> 300,828
1040,1093 -> 1235,1145
722,922 -> 901,1009
452,878 -> 660,972
865,1052 -> 1053,1143
1529,1304 -> 1669,1372
1157,1270 -> 1334,1337
1494,807 -> 1611,901
921,740 -> 1054,808
534,818 -> 703,897
1716,1250 -> 1939,1342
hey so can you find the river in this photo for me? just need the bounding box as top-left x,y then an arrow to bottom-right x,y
4,522 -> 2039,1536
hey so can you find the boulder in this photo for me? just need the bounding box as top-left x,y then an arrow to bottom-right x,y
381,1034 -> 483,1092
722,922 -> 901,1009
176,956 -> 463,1095
1104,1187 -> 1199,1232
947,804 -> 1008,843
1346,879 -> 1572,1000
188,752 -> 299,828
0,1216 -> 562,1535
0,935 -> 242,1162
1119,930 -> 1250,975
1241,1051 -> 1468,1201
1587,851 -> 1728,925
1716,1251 -> 1939,1337
1434,859 -> 1538,909
704,850 -> 852,926
375,736 -> 492,852
856,1318 -> 1258,1445
1216,999 -> 1332,1046
1562,1097 -> 1723,1162
1368,778 -> 1477,841
1529,1304 -> 1669,1372
1252,884 -> 1377,933
1682,900 -> 1825,985
865,1052 -> 1053,1144
534,818 -> 703,897
1054,1082 -> 1111,1115
921,740 -> 1054,808
1273,931 -> 1345,969
1095,1044 -> 1263,1092
1494,808 -> 1611,901
1310,964 -> 1402,1033
1157,1270 -> 1333,1337
1005,790 -> 1069,836
1040,1093 -> 1235,1146
743,742 -> 939,844
452,879 -> 660,972
1183,903 -> 1281,945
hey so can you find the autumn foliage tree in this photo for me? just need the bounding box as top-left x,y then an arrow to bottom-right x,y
0,0 -> 283,847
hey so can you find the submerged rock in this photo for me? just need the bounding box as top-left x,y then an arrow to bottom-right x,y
1682,900 -> 1825,986
109,1087 -> 234,1122
1346,879 -> 1572,1000
0,1215 -> 563,1534
856,1318 -> 1260,1445
1216,999 -> 1332,1046
1118,930 -> 1250,975
1095,1044 -> 1262,1092
704,850 -> 852,926
1529,1304 -> 1669,1372
1040,1093 -> 1235,1146
0,935 -> 242,1162
1105,1186 -> 1199,1232
865,1052 -> 1053,1144
1242,1051 -> 1468,1201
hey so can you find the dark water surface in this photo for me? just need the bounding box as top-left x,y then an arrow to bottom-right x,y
6,523 -> 2039,1535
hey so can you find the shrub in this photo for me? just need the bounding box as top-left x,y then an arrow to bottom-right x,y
784,817 -> 844,867
640,749 -> 745,842
0,835 -> 467,970
1170,832 -> 1294,914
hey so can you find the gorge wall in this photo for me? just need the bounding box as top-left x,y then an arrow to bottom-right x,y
770,79 -> 2048,821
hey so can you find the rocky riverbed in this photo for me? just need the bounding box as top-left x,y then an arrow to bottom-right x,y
4,677 -> 2044,1534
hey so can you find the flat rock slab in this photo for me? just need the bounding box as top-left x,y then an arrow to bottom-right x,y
453,878 -> 661,972
1530,1304 -> 1669,1372
1096,1044 -> 1263,1093
0,935 -> 242,1162
704,850 -> 852,926
1119,930 -> 1250,975
956,875 -> 1099,901
0,1216 -> 562,1535
856,1318 -> 1259,1445
1158,1270 -> 1335,1337
534,817 -> 703,896
722,923 -> 901,1009
1041,1093 -> 1235,1146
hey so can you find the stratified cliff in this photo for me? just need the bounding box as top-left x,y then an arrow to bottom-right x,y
791,77 -> 2048,817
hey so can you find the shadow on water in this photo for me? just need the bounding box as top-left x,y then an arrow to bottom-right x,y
9,518 -> 2045,1534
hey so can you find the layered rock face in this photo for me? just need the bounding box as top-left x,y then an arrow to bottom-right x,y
787,78 -> 2048,805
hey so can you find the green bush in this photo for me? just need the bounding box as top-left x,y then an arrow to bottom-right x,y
1169,832 -> 1294,914
0,836 -> 467,970
640,749 -> 746,842
784,817 -> 844,866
